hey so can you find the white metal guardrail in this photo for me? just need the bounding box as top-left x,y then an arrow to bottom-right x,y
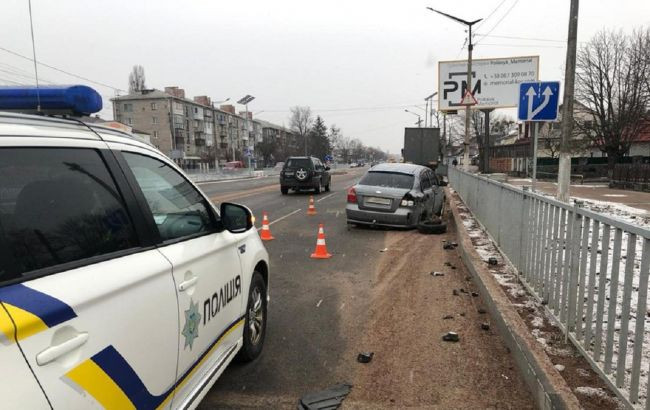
449,167 -> 650,409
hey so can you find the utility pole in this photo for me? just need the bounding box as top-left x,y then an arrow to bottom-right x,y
426,8 -> 481,171
464,23 -> 475,171
557,0 -> 579,202
425,92 -> 438,129
481,109 -> 494,173
442,112 -> 447,164
237,95 -> 255,172
424,99 -> 429,127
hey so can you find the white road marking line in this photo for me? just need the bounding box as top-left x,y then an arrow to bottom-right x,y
256,208 -> 302,231
316,299 -> 323,308
197,176 -> 269,185
317,192 -> 337,202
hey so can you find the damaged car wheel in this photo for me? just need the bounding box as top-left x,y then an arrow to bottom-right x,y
417,220 -> 447,234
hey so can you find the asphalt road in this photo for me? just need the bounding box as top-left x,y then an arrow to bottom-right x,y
197,168 -> 534,409
200,167 -> 385,408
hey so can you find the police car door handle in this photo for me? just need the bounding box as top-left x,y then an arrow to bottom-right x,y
178,276 -> 198,292
36,332 -> 89,366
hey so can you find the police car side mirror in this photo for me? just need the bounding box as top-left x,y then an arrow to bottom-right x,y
220,202 -> 253,233
439,180 -> 448,187
324,166 -> 331,171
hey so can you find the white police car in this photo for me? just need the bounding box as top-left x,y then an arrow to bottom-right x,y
0,85 -> 269,409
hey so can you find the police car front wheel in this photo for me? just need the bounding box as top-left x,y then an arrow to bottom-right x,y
237,272 -> 267,362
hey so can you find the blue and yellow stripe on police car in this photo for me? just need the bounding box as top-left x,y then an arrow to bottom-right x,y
0,284 -> 76,342
65,317 -> 244,410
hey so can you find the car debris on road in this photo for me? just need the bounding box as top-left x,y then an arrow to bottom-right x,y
357,352 -> 374,363
442,332 -> 460,342
298,383 -> 352,410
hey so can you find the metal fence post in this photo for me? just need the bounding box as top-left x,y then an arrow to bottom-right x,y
567,202 -> 583,336
519,187 -> 530,279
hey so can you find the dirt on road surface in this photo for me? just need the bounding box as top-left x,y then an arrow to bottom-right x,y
344,222 -> 534,409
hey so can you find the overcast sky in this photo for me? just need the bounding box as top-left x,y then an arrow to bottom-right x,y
2,0 -> 649,153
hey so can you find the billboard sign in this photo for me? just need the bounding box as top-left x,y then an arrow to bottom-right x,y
438,56 -> 539,111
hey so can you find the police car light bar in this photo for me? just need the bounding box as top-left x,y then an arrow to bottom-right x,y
0,85 -> 103,116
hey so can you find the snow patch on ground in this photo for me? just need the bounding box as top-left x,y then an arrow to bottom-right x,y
531,315 -> 545,328
575,386 -> 612,398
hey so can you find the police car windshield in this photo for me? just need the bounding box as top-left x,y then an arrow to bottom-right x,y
359,172 -> 414,189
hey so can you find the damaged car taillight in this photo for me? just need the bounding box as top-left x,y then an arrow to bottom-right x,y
400,193 -> 415,207
347,187 -> 357,203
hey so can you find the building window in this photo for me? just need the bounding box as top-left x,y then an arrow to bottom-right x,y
194,107 -> 198,114
123,103 -> 133,112
152,116 -> 158,124
194,120 -> 199,128
153,131 -> 159,139
126,117 -> 133,125
151,102 -> 157,111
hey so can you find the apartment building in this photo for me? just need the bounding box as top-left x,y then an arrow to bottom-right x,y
112,86 -> 290,170
112,87 -> 294,169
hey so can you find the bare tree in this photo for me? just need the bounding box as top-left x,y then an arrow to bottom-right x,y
575,28 -> 650,176
329,124 -> 342,151
128,65 -> 146,93
289,106 -> 313,155
337,135 -> 354,163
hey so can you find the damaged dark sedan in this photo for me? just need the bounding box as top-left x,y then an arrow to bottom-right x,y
346,163 -> 446,231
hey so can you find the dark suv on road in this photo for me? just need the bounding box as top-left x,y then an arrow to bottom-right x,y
280,156 -> 331,194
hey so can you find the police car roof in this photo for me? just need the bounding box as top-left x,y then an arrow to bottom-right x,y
0,111 -> 155,151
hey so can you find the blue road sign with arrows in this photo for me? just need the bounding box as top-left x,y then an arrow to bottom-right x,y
517,81 -> 560,122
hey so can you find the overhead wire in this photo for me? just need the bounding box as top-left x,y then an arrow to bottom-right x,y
475,33 -> 565,43
0,45 -> 124,92
474,0 -> 521,45
0,77 -> 27,85
479,43 -> 565,49
474,0 -> 507,32
261,102 -> 423,114
456,0 -> 508,56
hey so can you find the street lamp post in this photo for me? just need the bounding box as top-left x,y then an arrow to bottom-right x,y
237,95 -> 255,174
425,92 -> 438,128
427,7 -> 481,170
404,109 -> 422,127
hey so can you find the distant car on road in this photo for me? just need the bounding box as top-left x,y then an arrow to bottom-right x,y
346,163 -> 446,230
224,160 -> 245,170
280,156 -> 331,194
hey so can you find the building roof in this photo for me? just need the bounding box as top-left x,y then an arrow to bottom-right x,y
111,89 -> 256,118
112,89 -> 171,101
632,120 -> 650,143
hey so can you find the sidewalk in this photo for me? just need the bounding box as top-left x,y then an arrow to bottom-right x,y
507,177 -> 650,216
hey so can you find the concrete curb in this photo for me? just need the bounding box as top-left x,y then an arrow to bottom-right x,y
448,192 -> 581,410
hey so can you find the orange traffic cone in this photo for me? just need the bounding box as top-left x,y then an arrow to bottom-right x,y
307,196 -> 317,215
310,224 -> 332,259
260,212 -> 274,241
